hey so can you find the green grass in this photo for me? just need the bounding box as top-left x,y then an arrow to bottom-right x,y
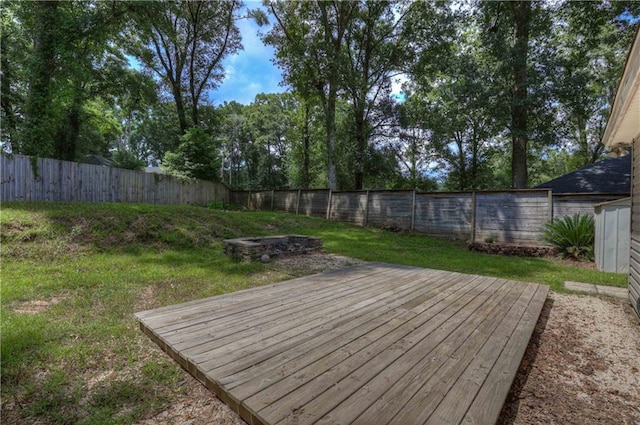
0,202 -> 626,424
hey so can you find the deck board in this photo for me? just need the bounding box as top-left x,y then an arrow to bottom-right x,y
135,263 -> 548,425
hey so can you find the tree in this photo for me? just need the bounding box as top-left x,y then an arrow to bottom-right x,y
163,126 -> 221,180
265,0 -> 357,190
1,1 -> 28,153
510,0 -> 531,189
341,1 -> 407,189
245,93 -> 296,189
129,0 -> 242,134
393,98 -> 437,189
11,1 -> 141,160
552,1 -> 640,168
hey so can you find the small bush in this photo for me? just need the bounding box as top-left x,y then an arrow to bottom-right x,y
543,213 -> 594,261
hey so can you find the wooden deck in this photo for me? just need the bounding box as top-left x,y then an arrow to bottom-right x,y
135,263 -> 549,425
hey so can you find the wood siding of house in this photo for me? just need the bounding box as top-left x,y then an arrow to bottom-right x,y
630,137 -> 640,315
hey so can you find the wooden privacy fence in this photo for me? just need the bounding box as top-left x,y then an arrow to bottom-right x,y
231,189 -> 624,244
1,154 -> 229,206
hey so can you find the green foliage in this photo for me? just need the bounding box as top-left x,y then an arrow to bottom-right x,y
4,0 -> 639,192
110,150 -> 146,171
163,126 -> 221,181
544,213 -> 595,261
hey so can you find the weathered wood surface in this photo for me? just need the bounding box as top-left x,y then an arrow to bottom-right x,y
553,194 -> 623,219
630,144 -> 640,315
298,190 -> 331,217
367,191 -> 413,230
414,193 -> 473,239
1,154 -> 229,206
136,263 -> 549,425
328,191 -> 367,225
474,191 -> 550,244
248,190 -> 272,211
273,190 -> 298,213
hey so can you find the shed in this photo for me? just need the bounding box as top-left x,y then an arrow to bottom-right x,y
600,24 -> 640,317
594,197 -> 630,273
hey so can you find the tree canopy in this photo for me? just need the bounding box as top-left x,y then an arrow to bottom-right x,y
2,0 -> 638,189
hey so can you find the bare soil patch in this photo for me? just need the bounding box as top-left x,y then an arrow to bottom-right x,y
499,292 -> 640,425
135,256 -> 640,425
12,297 -> 63,314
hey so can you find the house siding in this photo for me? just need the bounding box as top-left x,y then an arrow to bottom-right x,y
630,137 -> 640,315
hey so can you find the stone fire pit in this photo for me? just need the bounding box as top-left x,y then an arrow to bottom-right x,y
223,235 -> 322,262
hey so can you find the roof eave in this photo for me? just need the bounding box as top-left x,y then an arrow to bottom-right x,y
602,24 -> 640,149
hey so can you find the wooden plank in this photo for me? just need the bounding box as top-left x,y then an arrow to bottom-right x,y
174,268 -> 423,357
351,281 -> 526,425
214,271 -> 457,390
218,270 -> 463,395
274,277 -> 509,425
460,284 -> 549,425
389,283 -> 542,425
319,279 -> 523,425
138,263 -> 391,327
135,265 -> 550,425
198,272 -> 458,384
249,276 -> 497,424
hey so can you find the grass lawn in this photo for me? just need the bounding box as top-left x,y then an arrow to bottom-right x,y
1,202 -> 626,424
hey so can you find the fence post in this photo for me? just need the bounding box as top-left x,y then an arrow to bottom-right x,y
410,189 -> 416,232
296,189 -> 301,215
271,190 -> 274,211
364,190 -> 370,227
247,190 -> 251,210
547,189 -> 553,223
326,190 -> 333,220
471,191 -> 477,243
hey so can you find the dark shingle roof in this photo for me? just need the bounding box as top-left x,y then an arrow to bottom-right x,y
535,155 -> 631,194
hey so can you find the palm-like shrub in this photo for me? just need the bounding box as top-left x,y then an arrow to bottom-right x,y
543,213 -> 595,261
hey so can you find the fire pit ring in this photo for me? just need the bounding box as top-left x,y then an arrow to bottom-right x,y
223,235 -> 322,262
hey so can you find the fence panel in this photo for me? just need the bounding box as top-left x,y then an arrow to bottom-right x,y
329,192 -> 367,225
272,190 -> 298,213
367,191 -> 413,230
1,154 -> 229,206
414,193 -> 473,239
553,194 -> 624,219
475,191 -> 550,244
248,190 -> 272,210
231,191 -> 249,208
298,190 -> 330,216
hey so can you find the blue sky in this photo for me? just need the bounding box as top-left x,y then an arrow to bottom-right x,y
212,4 -> 286,105
212,3 -> 406,105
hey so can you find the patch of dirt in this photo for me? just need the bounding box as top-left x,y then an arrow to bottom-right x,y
12,297 -> 63,314
546,256 -> 597,270
135,374 -> 244,425
499,292 -> 640,425
267,252 -> 365,275
136,286 -> 158,312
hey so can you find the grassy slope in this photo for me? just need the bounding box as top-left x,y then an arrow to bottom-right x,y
1,202 -> 626,424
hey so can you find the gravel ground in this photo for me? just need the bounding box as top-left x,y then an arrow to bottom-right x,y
137,255 -> 640,425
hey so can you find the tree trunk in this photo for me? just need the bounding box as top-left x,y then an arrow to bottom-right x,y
456,137 -> 466,191
172,83 -> 189,134
22,0 -> 59,158
510,0 -> 530,189
55,95 -> 82,161
354,113 -> 367,190
325,88 -> 338,191
302,103 -> 310,189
